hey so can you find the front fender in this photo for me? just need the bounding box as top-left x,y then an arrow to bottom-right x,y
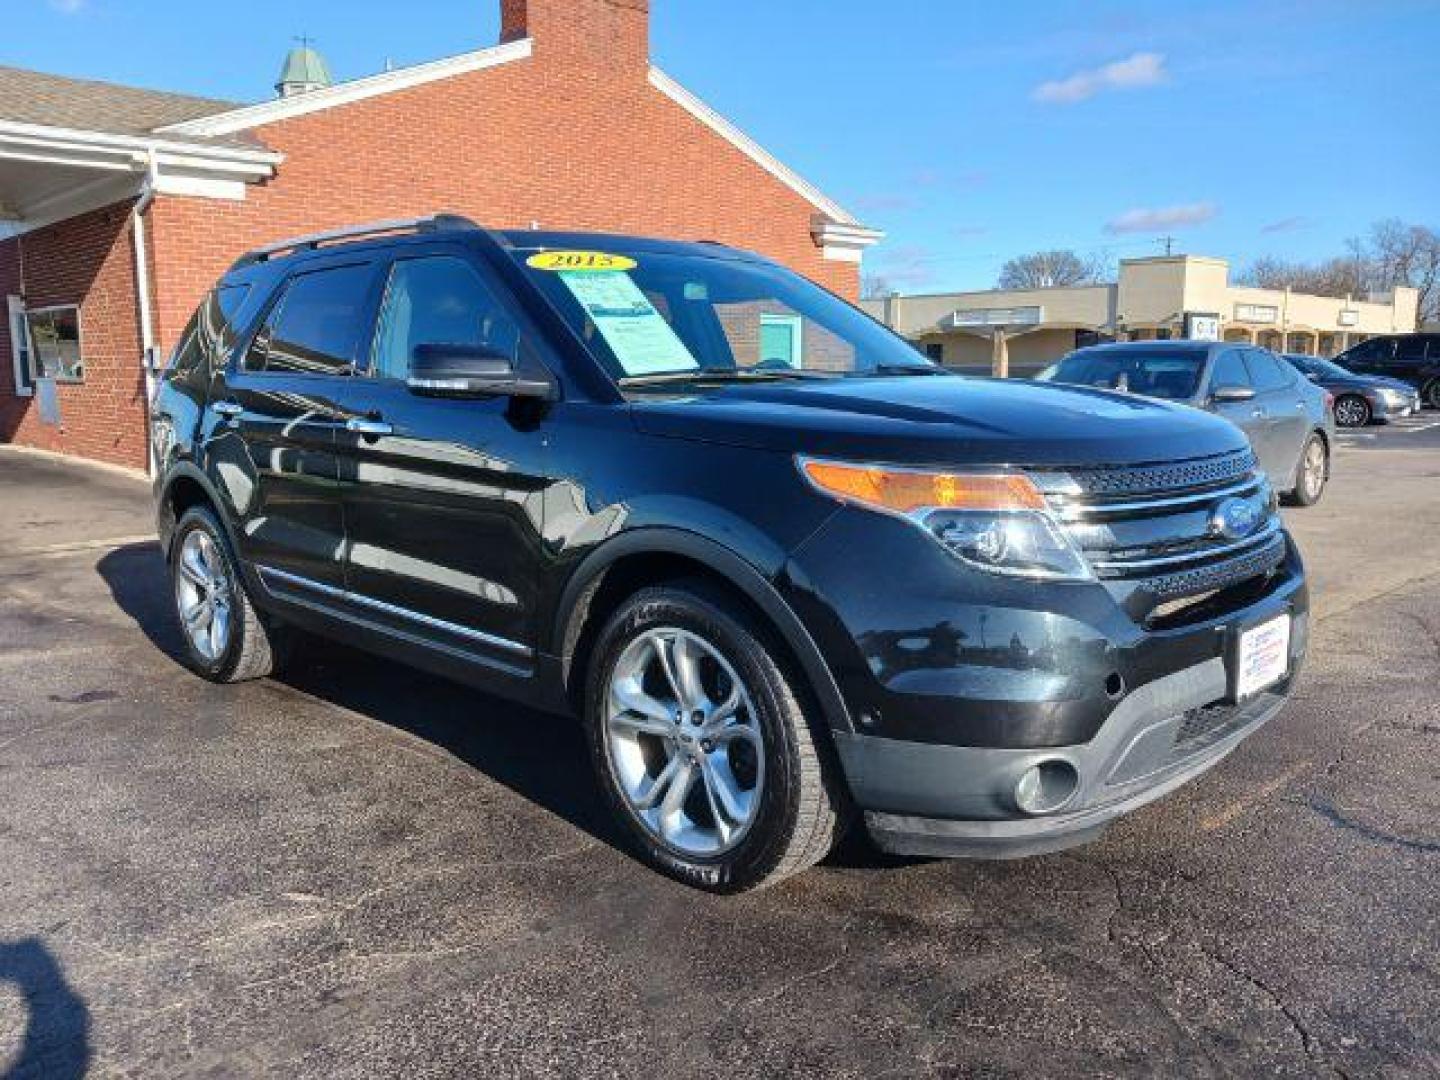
549,526 -> 854,735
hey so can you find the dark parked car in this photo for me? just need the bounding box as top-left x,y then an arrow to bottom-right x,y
1037,341 -> 1335,506
1281,353 -> 1420,427
1333,333 -> 1440,409
150,216 -> 1309,892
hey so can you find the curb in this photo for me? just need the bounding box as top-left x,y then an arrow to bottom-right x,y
0,442 -> 150,484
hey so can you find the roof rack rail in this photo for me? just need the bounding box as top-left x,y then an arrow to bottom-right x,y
230,213 -> 480,270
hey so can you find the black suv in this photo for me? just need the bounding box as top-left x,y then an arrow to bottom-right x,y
1333,333 -> 1440,409
151,215 -> 1309,892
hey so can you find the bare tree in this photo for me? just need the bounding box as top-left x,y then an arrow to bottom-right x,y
1238,218 -> 1439,325
1363,220 -> 1439,323
997,250 -> 1108,290
861,273 -> 897,300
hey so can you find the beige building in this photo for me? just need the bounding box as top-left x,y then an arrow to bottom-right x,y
864,255 -> 1420,377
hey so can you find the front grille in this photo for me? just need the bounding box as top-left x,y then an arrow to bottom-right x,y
1056,448 -> 1257,498
1036,451 -> 1286,606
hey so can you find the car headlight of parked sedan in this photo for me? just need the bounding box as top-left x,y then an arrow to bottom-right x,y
1376,388 -> 1410,408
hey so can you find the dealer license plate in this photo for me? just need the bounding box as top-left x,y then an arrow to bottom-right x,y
1235,615 -> 1291,699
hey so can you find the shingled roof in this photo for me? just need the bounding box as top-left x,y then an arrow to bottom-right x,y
0,66 -> 262,149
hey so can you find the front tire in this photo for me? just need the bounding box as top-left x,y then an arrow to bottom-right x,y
1333,394 -> 1371,428
170,506 -> 285,683
1287,434 -> 1329,507
584,582 -> 847,892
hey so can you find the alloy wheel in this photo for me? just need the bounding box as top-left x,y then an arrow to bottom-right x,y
1334,396 -> 1370,428
174,529 -> 233,662
604,627 -> 764,857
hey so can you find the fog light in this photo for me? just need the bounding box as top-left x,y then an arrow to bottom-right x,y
1014,759 -> 1080,816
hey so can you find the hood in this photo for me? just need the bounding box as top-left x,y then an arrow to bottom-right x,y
629,375 -> 1248,468
1317,372 -> 1414,393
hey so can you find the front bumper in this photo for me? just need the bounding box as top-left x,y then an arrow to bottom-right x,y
1371,392 -> 1421,421
783,503 -> 1309,859
839,653 -> 1301,858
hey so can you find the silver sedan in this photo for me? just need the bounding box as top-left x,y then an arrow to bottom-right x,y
1038,340 -> 1337,505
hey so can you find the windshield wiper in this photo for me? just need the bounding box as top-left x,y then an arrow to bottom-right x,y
619,368 -> 837,388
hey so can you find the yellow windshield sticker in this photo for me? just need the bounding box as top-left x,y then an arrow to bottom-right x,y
527,251 -> 637,273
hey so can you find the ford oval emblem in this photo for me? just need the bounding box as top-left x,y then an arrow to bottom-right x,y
1208,496 -> 1261,542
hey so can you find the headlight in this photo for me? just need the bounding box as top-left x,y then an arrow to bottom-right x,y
1377,388 -> 1407,406
798,458 -> 1093,581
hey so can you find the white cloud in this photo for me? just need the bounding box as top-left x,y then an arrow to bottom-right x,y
1260,216 -> 1313,234
1106,202 -> 1217,235
49,0 -> 87,12
1033,52 -> 1167,104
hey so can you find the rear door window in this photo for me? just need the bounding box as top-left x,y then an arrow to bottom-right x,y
246,264 -> 376,375
1395,337 -> 1428,364
1211,350 -> 1251,389
1245,351 -> 1295,392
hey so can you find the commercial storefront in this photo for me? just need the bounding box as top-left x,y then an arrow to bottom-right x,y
866,255 -> 1420,378
0,0 -> 881,470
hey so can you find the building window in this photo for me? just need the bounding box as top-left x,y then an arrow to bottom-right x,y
1234,303 -> 1278,324
924,342 -> 945,363
758,313 -> 804,368
24,305 -> 84,383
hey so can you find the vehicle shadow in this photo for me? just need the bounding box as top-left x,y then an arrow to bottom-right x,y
94,541 -> 187,667
93,542 -> 900,871
0,938 -> 91,1080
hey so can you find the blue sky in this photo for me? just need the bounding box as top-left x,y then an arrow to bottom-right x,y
9,0 -> 1438,291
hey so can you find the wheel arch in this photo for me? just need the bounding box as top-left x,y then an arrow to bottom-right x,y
156,463 -> 237,560
552,529 -> 854,735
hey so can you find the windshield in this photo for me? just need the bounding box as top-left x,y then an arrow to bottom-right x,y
510,247 -> 937,385
1287,354 -> 1351,380
1039,347 -> 1205,401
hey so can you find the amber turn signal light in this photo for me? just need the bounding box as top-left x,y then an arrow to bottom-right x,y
799,459 -> 1046,515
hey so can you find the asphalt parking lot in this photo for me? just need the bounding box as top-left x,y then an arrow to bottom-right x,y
2,424 -> 1438,1079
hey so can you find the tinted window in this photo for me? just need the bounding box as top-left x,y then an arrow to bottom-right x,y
1345,338 -> 1393,364
1040,348 -> 1204,400
370,256 -> 518,380
1211,350 -> 1251,388
1246,351 -> 1295,391
1395,336 -> 1428,361
173,285 -> 250,373
247,264 -> 374,375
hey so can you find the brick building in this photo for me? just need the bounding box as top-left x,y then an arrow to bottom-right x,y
0,0 -> 880,470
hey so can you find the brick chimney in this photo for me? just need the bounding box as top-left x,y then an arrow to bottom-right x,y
501,0 -> 650,71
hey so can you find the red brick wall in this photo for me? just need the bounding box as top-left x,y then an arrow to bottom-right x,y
149,36 -> 858,350
0,203 -> 149,469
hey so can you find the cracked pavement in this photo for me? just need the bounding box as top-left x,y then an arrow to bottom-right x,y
1,430 -> 1438,1079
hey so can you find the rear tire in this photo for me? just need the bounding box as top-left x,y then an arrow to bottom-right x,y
1333,394 -> 1371,428
169,507 -> 286,683
1425,380 -> 1440,411
584,581 -> 847,892
1286,434 -> 1328,507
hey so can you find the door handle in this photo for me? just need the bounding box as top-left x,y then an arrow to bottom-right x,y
346,417 -> 393,437
1252,408 -> 1267,419
213,401 -> 243,419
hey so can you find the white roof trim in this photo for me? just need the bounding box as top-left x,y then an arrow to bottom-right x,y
648,67 -> 863,229
0,119 -> 282,167
159,38 -> 534,138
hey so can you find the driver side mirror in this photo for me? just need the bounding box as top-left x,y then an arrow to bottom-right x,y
1210,384 -> 1256,404
407,343 -> 556,401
